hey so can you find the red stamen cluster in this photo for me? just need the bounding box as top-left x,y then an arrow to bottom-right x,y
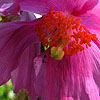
35,10 -> 98,56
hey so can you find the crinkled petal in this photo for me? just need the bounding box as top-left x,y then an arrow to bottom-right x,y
0,20 -> 39,86
80,2 -> 100,32
80,12 -> 100,31
85,77 -> 100,100
72,0 -> 99,16
34,50 -> 73,100
86,42 -> 100,100
88,36 -> 100,96
88,0 -> 100,19
11,42 -> 41,100
34,41 -> 100,100
0,0 -> 20,15
19,0 -> 98,15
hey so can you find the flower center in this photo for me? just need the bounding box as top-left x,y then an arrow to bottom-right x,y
35,10 -> 98,60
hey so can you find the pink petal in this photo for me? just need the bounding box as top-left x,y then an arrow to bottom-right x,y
62,97 -> 74,100
90,1 -> 100,19
11,42 -> 41,100
19,0 -> 50,15
80,12 -> 100,31
85,77 -> 100,100
0,0 -> 20,15
80,1 -> 100,33
34,40 -> 100,100
72,0 -> 99,16
34,50 -> 74,100
34,50 -> 50,100
0,20 -> 39,86
19,0 -> 98,15
89,40 -> 100,99
49,0 -> 99,14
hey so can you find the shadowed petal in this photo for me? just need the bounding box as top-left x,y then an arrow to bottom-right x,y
19,0 -> 50,15
34,50 -> 73,100
0,20 -> 39,86
34,50 -> 50,100
11,43 -> 41,100
89,40 -> 100,99
20,11 -> 36,21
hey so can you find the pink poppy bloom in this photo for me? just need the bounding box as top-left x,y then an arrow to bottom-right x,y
0,0 -> 100,100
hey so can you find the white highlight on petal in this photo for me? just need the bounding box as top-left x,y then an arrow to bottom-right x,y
34,13 -> 42,19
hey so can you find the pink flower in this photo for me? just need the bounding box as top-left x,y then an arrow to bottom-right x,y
0,0 -> 100,100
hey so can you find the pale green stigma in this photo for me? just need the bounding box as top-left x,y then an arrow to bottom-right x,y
51,46 -> 64,60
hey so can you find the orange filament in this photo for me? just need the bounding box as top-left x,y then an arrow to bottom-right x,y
35,10 -> 98,58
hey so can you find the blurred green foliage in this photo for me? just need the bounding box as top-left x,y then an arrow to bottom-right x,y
0,80 -> 15,100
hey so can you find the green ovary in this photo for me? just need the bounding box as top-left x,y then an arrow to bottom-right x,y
51,46 -> 64,60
